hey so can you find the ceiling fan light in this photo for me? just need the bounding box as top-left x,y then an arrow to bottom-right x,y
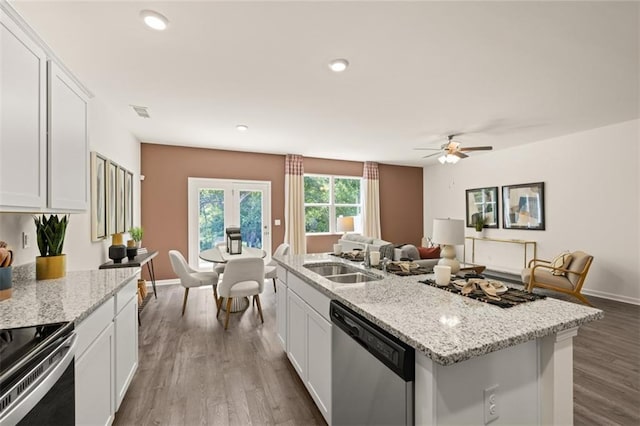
438,155 -> 446,164
448,154 -> 460,164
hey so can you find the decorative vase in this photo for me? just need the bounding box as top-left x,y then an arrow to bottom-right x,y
109,233 -> 126,264
36,255 -> 66,280
0,266 -> 12,300
126,247 -> 138,260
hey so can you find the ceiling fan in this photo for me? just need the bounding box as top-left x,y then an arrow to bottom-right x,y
415,134 -> 493,163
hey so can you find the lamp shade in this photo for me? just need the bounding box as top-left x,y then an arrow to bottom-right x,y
432,218 -> 464,245
336,216 -> 355,233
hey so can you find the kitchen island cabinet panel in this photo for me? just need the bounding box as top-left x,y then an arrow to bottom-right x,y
286,289 -> 307,378
276,278 -> 287,350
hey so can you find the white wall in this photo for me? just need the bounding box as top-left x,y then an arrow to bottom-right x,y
423,119 -> 640,304
0,97 -> 140,270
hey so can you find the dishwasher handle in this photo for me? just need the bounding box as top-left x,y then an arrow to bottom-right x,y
330,300 -> 414,381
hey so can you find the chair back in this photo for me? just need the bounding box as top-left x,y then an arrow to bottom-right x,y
219,257 -> 265,296
568,251 -> 593,288
168,250 -> 192,280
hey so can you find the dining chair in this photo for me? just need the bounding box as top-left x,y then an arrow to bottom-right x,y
264,243 -> 290,292
217,257 -> 265,330
212,242 -> 226,275
168,250 -> 219,316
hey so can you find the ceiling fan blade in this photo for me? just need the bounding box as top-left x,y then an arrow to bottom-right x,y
459,146 -> 493,152
422,152 -> 443,159
453,151 -> 468,159
413,147 -> 442,151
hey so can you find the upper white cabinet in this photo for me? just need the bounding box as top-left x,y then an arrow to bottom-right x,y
0,9 -> 47,210
0,6 -> 89,212
48,61 -> 88,211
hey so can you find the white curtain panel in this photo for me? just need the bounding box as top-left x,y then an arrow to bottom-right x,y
284,154 -> 307,255
362,161 -> 381,238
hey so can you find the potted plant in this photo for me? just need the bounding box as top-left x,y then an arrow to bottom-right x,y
34,214 -> 69,280
474,214 -> 486,237
128,227 -> 143,248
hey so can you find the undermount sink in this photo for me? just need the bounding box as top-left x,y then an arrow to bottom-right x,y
303,262 -> 382,284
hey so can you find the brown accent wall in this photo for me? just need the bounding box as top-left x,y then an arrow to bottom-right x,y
141,144 -> 423,280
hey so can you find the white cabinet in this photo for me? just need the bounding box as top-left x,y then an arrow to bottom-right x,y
286,284 -> 332,423
0,8 -> 47,210
276,278 -> 288,350
114,287 -> 138,409
48,61 -> 89,211
76,323 -> 114,426
75,277 -> 138,425
287,289 -> 307,377
0,7 -> 89,212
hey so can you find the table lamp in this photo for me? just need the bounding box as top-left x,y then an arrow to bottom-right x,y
336,216 -> 354,237
432,218 -> 464,274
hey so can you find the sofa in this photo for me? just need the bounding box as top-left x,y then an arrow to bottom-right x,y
337,234 -> 441,270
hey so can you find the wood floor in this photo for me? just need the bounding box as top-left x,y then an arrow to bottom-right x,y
113,285 -> 325,426
114,284 -> 639,426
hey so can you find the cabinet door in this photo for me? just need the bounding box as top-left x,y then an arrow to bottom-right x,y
276,278 -> 287,350
48,61 -> 88,211
287,289 -> 307,378
307,307 -> 332,423
76,322 -> 114,426
114,295 -> 138,410
0,10 -> 47,210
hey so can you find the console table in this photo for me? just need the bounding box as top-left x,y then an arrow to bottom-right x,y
99,250 -> 158,323
463,237 -> 537,268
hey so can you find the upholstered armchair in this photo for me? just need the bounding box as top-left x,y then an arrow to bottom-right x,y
521,251 -> 594,306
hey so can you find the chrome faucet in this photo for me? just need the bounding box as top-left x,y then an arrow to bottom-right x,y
363,244 -> 370,268
381,257 -> 391,273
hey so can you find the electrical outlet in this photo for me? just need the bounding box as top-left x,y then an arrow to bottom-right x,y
484,384 -> 499,424
22,232 -> 30,249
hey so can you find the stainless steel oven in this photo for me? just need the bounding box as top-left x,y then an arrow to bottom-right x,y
0,322 -> 76,425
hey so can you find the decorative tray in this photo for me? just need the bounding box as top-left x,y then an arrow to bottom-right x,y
372,261 -> 432,276
329,251 -> 364,262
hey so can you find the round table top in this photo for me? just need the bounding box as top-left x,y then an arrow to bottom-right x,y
199,246 -> 266,263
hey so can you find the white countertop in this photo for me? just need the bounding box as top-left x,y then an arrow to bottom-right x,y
275,253 -> 603,365
0,268 -> 139,329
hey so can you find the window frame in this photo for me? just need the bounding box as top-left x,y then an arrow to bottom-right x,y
303,173 -> 362,235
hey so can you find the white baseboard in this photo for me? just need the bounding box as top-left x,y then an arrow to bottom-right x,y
582,288 -> 640,306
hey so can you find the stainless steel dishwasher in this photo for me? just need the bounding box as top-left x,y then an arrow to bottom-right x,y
330,300 -> 415,425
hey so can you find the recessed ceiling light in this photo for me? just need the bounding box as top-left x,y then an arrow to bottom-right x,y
236,124 -> 249,132
328,59 -> 349,72
140,10 -> 169,31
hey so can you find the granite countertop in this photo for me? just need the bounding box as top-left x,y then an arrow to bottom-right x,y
0,268 -> 140,329
276,253 -> 604,366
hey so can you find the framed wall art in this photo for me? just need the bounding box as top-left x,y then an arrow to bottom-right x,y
125,170 -> 134,231
117,166 -> 126,233
465,187 -> 499,228
502,182 -> 545,230
90,152 -> 107,240
107,160 -> 118,236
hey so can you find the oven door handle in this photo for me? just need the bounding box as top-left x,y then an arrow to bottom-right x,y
0,333 -> 77,426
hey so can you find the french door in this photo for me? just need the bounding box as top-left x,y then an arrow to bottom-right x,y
188,178 -> 271,269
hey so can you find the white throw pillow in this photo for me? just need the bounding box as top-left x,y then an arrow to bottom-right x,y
550,252 -> 572,276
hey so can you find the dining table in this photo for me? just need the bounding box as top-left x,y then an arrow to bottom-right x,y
199,245 -> 266,312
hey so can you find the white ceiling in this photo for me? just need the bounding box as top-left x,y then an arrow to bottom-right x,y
10,0 -> 639,166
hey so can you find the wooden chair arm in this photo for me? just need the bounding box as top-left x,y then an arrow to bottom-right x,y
527,258 -> 552,268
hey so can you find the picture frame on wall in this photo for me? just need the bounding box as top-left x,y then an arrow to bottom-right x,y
107,160 -> 118,236
125,171 -> 133,231
465,186 -> 499,228
90,152 -> 107,240
502,182 -> 545,230
117,166 -> 126,233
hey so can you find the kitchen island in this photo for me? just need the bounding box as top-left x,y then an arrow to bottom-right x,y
274,253 -> 603,425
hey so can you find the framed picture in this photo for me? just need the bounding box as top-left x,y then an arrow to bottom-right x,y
465,187 -> 499,228
502,182 -> 545,230
90,152 -> 107,240
117,166 -> 126,233
107,160 -> 118,236
125,171 -> 134,231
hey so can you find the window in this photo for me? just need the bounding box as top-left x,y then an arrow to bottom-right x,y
304,174 -> 361,234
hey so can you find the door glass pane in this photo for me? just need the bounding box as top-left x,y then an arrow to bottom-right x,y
239,190 -> 263,248
336,206 -> 360,218
199,189 -> 225,251
305,206 -> 329,233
